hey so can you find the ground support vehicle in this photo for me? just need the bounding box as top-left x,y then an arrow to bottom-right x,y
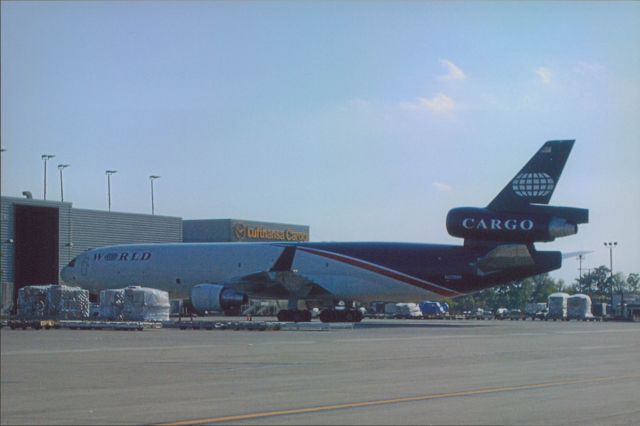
621,304 -> 640,322
494,308 -> 509,320
394,303 -> 423,319
525,302 -> 548,320
509,309 -> 524,320
473,308 -> 494,320
547,292 -> 569,321
420,301 -> 449,319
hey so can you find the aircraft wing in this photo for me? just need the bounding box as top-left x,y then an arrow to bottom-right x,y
224,270 -> 333,300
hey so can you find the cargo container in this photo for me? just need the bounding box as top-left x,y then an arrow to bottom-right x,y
99,286 -> 170,321
567,294 -> 594,321
547,292 -> 570,320
17,284 -> 89,320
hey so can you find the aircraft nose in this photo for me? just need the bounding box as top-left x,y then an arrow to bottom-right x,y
60,266 -> 72,283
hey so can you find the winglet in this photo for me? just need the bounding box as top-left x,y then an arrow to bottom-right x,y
271,246 -> 296,271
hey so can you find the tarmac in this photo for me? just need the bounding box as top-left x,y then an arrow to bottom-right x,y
1,318 -> 639,425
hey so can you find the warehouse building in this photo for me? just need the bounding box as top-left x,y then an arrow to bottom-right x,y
0,195 -> 309,313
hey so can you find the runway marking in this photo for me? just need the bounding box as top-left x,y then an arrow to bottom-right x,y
557,328 -> 640,335
0,341 -> 320,356
157,374 -> 640,426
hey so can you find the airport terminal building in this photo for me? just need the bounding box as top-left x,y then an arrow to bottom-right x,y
0,195 -> 309,312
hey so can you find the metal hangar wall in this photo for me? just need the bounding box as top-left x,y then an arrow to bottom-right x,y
1,196 -> 182,312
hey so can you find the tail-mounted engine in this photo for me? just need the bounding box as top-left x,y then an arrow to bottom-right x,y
446,206 -> 588,244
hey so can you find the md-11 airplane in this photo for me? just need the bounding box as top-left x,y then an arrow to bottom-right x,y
61,140 -> 588,322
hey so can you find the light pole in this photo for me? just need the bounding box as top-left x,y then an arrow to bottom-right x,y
105,170 -> 117,211
58,164 -> 70,202
0,148 -> 5,194
149,175 -> 160,215
603,241 -> 618,315
42,154 -> 55,200
577,253 -> 585,293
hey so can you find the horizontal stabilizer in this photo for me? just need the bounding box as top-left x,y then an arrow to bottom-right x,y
562,250 -> 593,260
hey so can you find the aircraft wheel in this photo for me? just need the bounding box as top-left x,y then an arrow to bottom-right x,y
319,309 -> 334,323
302,310 -> 312,322
278,310 -> 312,322
292,310 -> 311,323
277,310 -> 291,322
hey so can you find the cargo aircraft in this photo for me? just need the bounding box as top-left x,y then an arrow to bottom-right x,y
61,140 -> 588,322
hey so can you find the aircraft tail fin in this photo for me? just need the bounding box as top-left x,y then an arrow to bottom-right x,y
446,139 -> 588,245
487,140 -> 574,211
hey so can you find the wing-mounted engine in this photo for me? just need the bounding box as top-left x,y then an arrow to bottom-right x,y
446,205 -> 588,244
190,283 -> 248,314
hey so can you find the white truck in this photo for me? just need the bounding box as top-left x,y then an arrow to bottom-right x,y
567,294 -> 595,321
547,292 -> 570,321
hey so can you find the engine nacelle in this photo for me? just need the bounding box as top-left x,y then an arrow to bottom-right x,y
446,207 -> 578,243
190,284 -> 248,314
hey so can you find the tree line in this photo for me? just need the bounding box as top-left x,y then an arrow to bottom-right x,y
443,266 -> 639,313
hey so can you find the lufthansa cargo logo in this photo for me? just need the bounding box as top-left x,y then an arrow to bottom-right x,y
512,173 -> 555,197
233,223 -> 247,240
233,223 -> 308,242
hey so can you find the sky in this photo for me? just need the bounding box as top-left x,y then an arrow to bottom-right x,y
1,1 -> 639,286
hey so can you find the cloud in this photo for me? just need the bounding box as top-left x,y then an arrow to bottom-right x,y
574,62 -> 605,76
419,94 -> 456,113
535,67 -> 554,84
432,181 -> 453,192
437,60 -> 466,81
401,94 -> 456,113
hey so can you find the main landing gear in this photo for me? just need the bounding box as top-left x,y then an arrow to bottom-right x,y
275,308 -> 364,323
277,309 -> 312,322
319,308 -> 363,323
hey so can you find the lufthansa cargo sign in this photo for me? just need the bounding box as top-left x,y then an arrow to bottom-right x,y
232,222 -> 309,242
